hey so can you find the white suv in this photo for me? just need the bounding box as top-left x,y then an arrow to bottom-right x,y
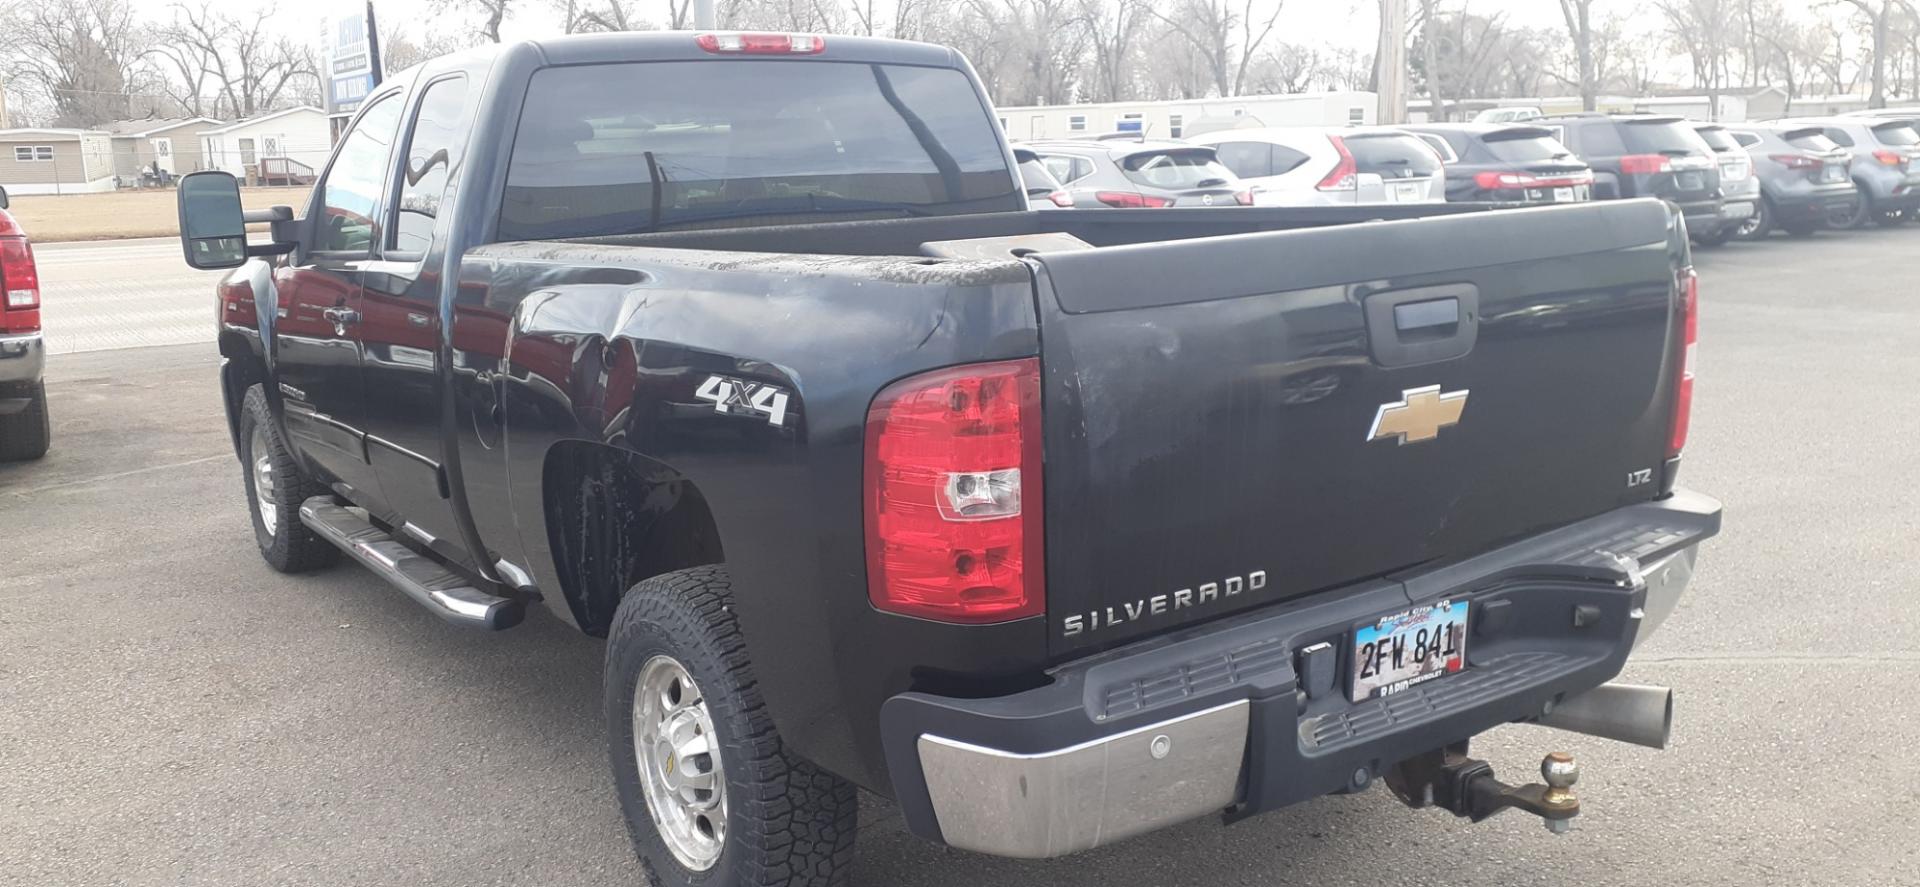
1189,127 -> 1447,207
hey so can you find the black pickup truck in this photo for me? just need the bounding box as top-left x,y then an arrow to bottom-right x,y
175,31 -> 1720,887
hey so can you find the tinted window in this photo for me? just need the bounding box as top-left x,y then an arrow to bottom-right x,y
391,77 -> 469,254
1345,134 -> 1443,175
1414,133 -> 1457,163
501,61 -> 1018,239
1871,123 -> 1920,146
1731,131 -> 1761,148
1574,122 -> 1626,155
1787,130 -> 1842,152
1619,120 -> 1708,155
1042,154 -> 1093,184
1016,154 -> 1060,194
1119,150 -> 1235,189
1482,131 -> 1576,162
1271,144 -> 1310,175
1693,127 -> 1740,152
1823,127 -> 1855,147
1211,141 -> 1272,178
318,93 -> 403,253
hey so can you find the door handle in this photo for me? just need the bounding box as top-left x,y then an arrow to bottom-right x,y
321,307 -> 361,326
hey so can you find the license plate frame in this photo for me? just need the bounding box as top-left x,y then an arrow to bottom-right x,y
1392,182 -> 1422,202
1675,171 -> 1704,191
1349,600 -> 1470,703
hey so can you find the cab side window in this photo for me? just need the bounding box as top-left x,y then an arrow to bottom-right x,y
391,77 -> 471,256
316,93 -> 404,254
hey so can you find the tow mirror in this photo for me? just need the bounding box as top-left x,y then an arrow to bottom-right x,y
177,171 -> 248,269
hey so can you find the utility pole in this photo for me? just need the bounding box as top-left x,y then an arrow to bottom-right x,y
1376,0 -> 1409,124
693,0 -> 715,28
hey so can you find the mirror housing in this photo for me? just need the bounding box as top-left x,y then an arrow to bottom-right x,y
177,171 -> 249,269
0,185 -> 10,210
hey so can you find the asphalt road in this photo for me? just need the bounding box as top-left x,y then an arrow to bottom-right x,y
4,229 -> 1917,886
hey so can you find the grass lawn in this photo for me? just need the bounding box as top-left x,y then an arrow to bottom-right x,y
8,186 -> 313,242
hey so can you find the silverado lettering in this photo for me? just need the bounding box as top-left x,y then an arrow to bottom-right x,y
1062,570 -> 1268,636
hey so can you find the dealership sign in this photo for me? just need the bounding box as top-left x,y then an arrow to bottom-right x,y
324,3 -> 382,116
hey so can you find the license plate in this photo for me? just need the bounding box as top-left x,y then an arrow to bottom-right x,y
1553,187 -> 1574,202
1821,166 -> 1847,183
1392,182 -> 1421,202
1719,201 -> 1754,220
1350,600 -> 1469,702
1675,171 -> 1704,190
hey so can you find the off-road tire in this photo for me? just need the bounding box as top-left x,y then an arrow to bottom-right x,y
237,384 -> 338,572
606,566 -> 858,887
0,379 -> 50,461
1691,225 -> 1733,247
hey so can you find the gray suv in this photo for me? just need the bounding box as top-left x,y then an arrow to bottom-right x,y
1027,136 -> 1250,208
1726,124 -> 1859,238
1775,116 -> 1920,227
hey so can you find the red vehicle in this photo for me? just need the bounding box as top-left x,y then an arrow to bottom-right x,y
0,186 -> 49,461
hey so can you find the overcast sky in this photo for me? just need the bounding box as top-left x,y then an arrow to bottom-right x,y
225,0 -> 1578,55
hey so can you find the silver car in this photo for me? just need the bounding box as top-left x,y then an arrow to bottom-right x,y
1027,137 -> 1250,208
1774,115 -> 1920,227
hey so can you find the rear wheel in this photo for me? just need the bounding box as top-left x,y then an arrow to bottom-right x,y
1830,187 -> 1872,229
0,379 -> 50,462
237,384 -> 339,573
1736,197 -> 1773,240
1692,225 -> 1734,247
607,566 -> 857,887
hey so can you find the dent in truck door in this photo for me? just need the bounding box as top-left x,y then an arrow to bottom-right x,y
272,92 -> 404,511
356,75 -> 482,569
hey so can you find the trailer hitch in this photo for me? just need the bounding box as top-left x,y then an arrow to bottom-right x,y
1384,743 -> 1581,834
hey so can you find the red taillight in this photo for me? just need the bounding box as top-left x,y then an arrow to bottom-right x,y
1619,154 -> 1672,175
695,32 -> 826,54
1234,190 -> 1253,206
1047,190 -> 1075,207
0,235 -> 40,334
1874,149 -> 1906,167
1093,191 -> 1169,208
1669,267 -> 1698,459
1769,153 -> 1819,170
865,359 -> 1045,624
1317,136 -> 1358,191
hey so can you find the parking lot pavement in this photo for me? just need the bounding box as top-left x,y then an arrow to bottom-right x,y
4,229 -> 1918,886
33,238 -> 226,355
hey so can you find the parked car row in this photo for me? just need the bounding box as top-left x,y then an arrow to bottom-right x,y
1011,111 -> 1920,247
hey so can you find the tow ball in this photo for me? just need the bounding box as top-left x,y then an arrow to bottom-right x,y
1384,743 -> 1581,834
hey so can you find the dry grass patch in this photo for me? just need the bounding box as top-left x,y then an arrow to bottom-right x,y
9,186 -> 313,242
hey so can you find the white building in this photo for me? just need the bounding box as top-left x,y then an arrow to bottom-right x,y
994,92 -> 1379,142
198,106 -> 332,185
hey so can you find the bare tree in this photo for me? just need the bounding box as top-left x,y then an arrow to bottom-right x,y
1148,0 -> 1235,96
1558,0 -> 1599,111
0,0 -> 149,126
154,2 -> 318,120
434,0 -> 515,42
1079,0 -> 1146,102
1657,0 -> 1737,116
1833,0 -> 1920,107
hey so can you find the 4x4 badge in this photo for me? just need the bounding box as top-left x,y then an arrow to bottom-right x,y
1367,385 -> 1468,444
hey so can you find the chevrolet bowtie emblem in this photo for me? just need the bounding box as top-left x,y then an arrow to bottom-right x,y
1367,385 -> 1469,444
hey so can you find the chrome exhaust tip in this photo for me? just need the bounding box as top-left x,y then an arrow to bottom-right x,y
1535,683 -> 1673,750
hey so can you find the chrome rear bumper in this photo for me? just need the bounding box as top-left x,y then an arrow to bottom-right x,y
916,700 -> 1248,858
0,332 -> 44,386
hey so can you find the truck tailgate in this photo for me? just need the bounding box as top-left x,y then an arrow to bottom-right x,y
1032,200 -> 1685,655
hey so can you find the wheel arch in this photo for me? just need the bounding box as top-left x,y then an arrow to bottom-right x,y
541,439 -> 725,637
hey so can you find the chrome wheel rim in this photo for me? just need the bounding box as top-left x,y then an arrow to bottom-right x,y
634,655 -> 727,871
250,425 -> 278,536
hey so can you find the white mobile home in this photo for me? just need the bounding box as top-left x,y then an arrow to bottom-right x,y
994,92 -> 1379,142
199,106 -> 333,185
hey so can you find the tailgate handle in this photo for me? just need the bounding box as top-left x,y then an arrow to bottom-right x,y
1364,283 -> 1479,367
